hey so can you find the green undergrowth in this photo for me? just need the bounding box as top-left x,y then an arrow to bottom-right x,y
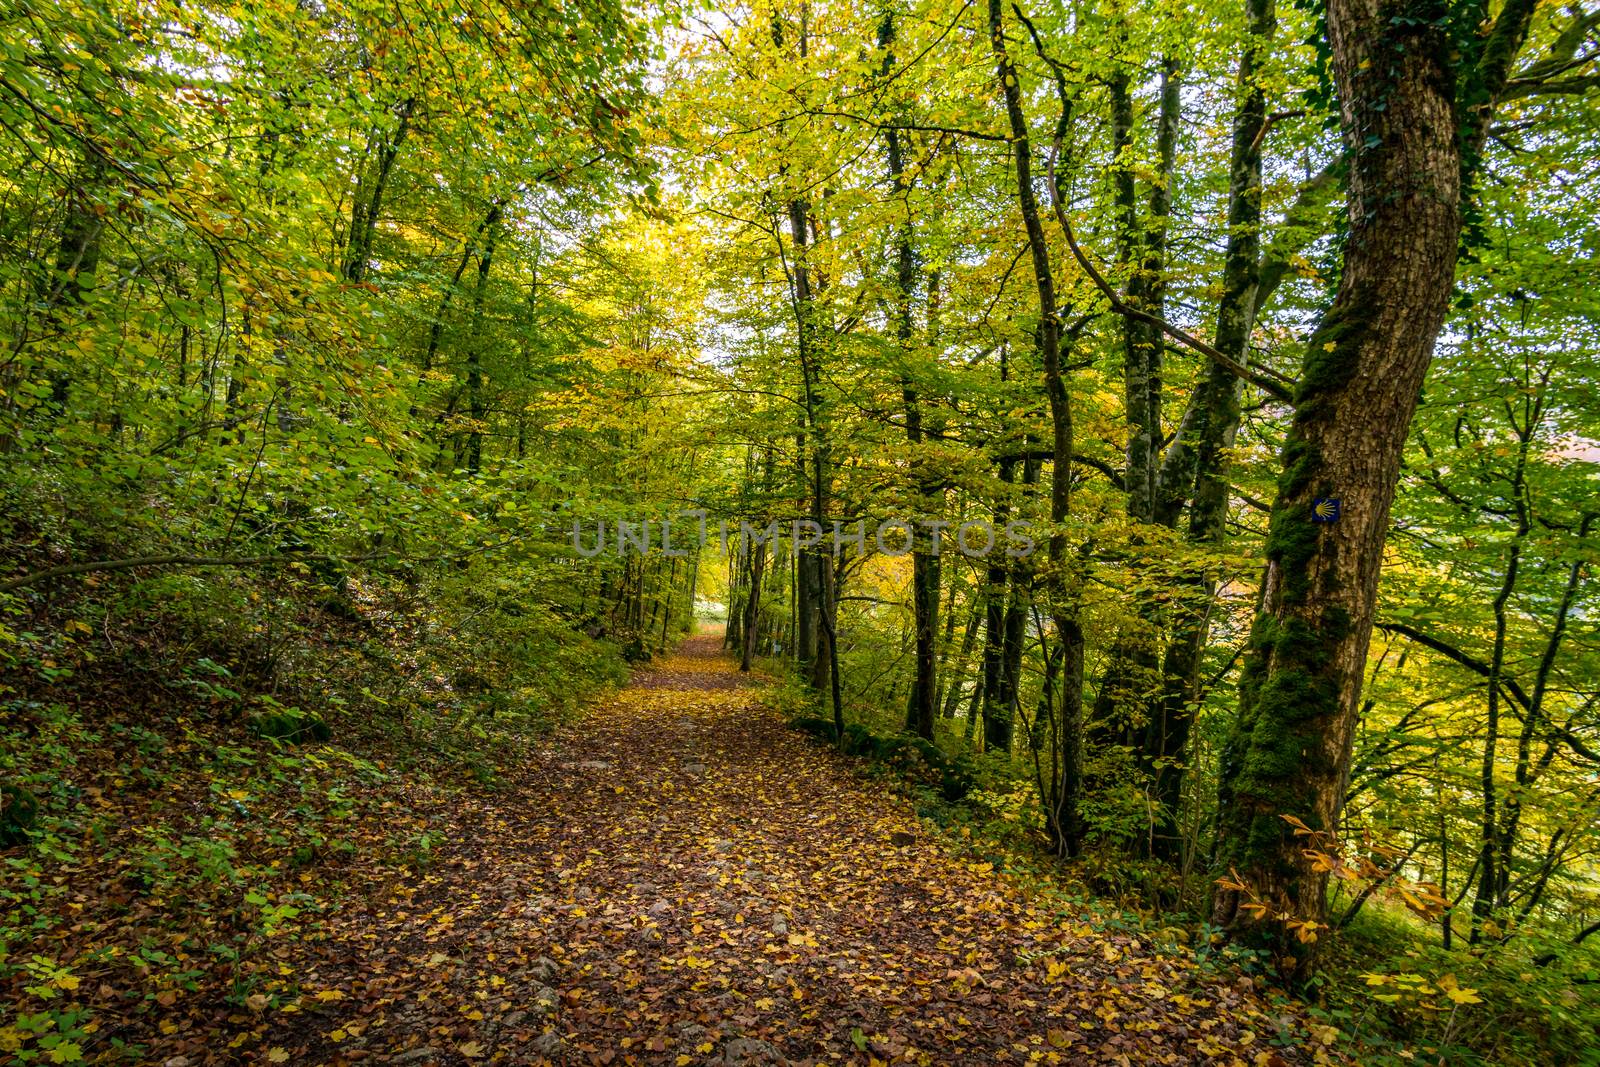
780,677 -> 1600,1067
0,561 -> 628,1063
788,713 -> 977,802
1301,903 -> 1600,1067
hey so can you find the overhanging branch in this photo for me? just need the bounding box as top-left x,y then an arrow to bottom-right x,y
1043,147 -> 1296,404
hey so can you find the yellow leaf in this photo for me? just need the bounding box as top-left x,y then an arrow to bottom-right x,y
313,990 -> 345,1002
460,1041 -> 484,1058
268,1049 -> 290,1064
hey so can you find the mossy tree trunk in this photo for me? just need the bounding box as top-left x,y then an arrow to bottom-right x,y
1210,0 -> 1465,971
1212,0 -> 1543,974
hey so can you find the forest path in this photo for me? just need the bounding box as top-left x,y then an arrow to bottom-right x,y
274,634 -> 1308,1066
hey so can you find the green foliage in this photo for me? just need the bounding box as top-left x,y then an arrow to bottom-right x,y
250,707 -> 331,744
1310,905 -> 1600,1066
0,0 -> 1597,1059
791,714 -> 974,802
0,784 -> 38,847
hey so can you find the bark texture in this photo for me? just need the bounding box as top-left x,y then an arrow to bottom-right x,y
1211,0 -> 1463,970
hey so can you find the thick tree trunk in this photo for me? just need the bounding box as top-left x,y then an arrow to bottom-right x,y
1211,0 -> 1465,972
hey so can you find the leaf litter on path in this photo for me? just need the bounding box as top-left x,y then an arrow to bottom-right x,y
259,635 -> 1319,1066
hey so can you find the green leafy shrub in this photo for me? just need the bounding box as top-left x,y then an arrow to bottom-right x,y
792,718 -> 974,802
788,714 -> 839,742
0,784 -> 38,846
251,708 -> 331,744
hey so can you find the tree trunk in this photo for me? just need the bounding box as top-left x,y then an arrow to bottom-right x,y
463,202 -> 502,476
880,12 -> 940,741
741,536 -> 767,672
981,454 -> 1016,752
941,598 -> 984,720
1089,58 -> 1179,762
1145,0 -> 1275,859
343,97 -> 415,284
991,0 -> 1082,855
1211,0 -> 1469,972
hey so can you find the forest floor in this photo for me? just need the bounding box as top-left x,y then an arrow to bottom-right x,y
245,633 -> 1322,1067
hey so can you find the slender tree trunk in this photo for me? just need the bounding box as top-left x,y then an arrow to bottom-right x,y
35,158 -> 107,412
1109,62 -> 1170,526
981,454 -> 1016,752
942,598 -> 984,720
880,11 -> 940,740
1088,56 -> 1179,772
1144,0 -> 1275,859
463,202 -> 502,476
788,203 -> 839,726
933,576 -> 962,713
991,0 -> 1082,854
344,97 -> 415,284
995,452 -> 1039,743
741,537 -> 767,672
422,210 -> 495,377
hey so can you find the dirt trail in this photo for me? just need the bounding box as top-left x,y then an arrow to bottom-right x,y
271,635 -> 1308,1066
